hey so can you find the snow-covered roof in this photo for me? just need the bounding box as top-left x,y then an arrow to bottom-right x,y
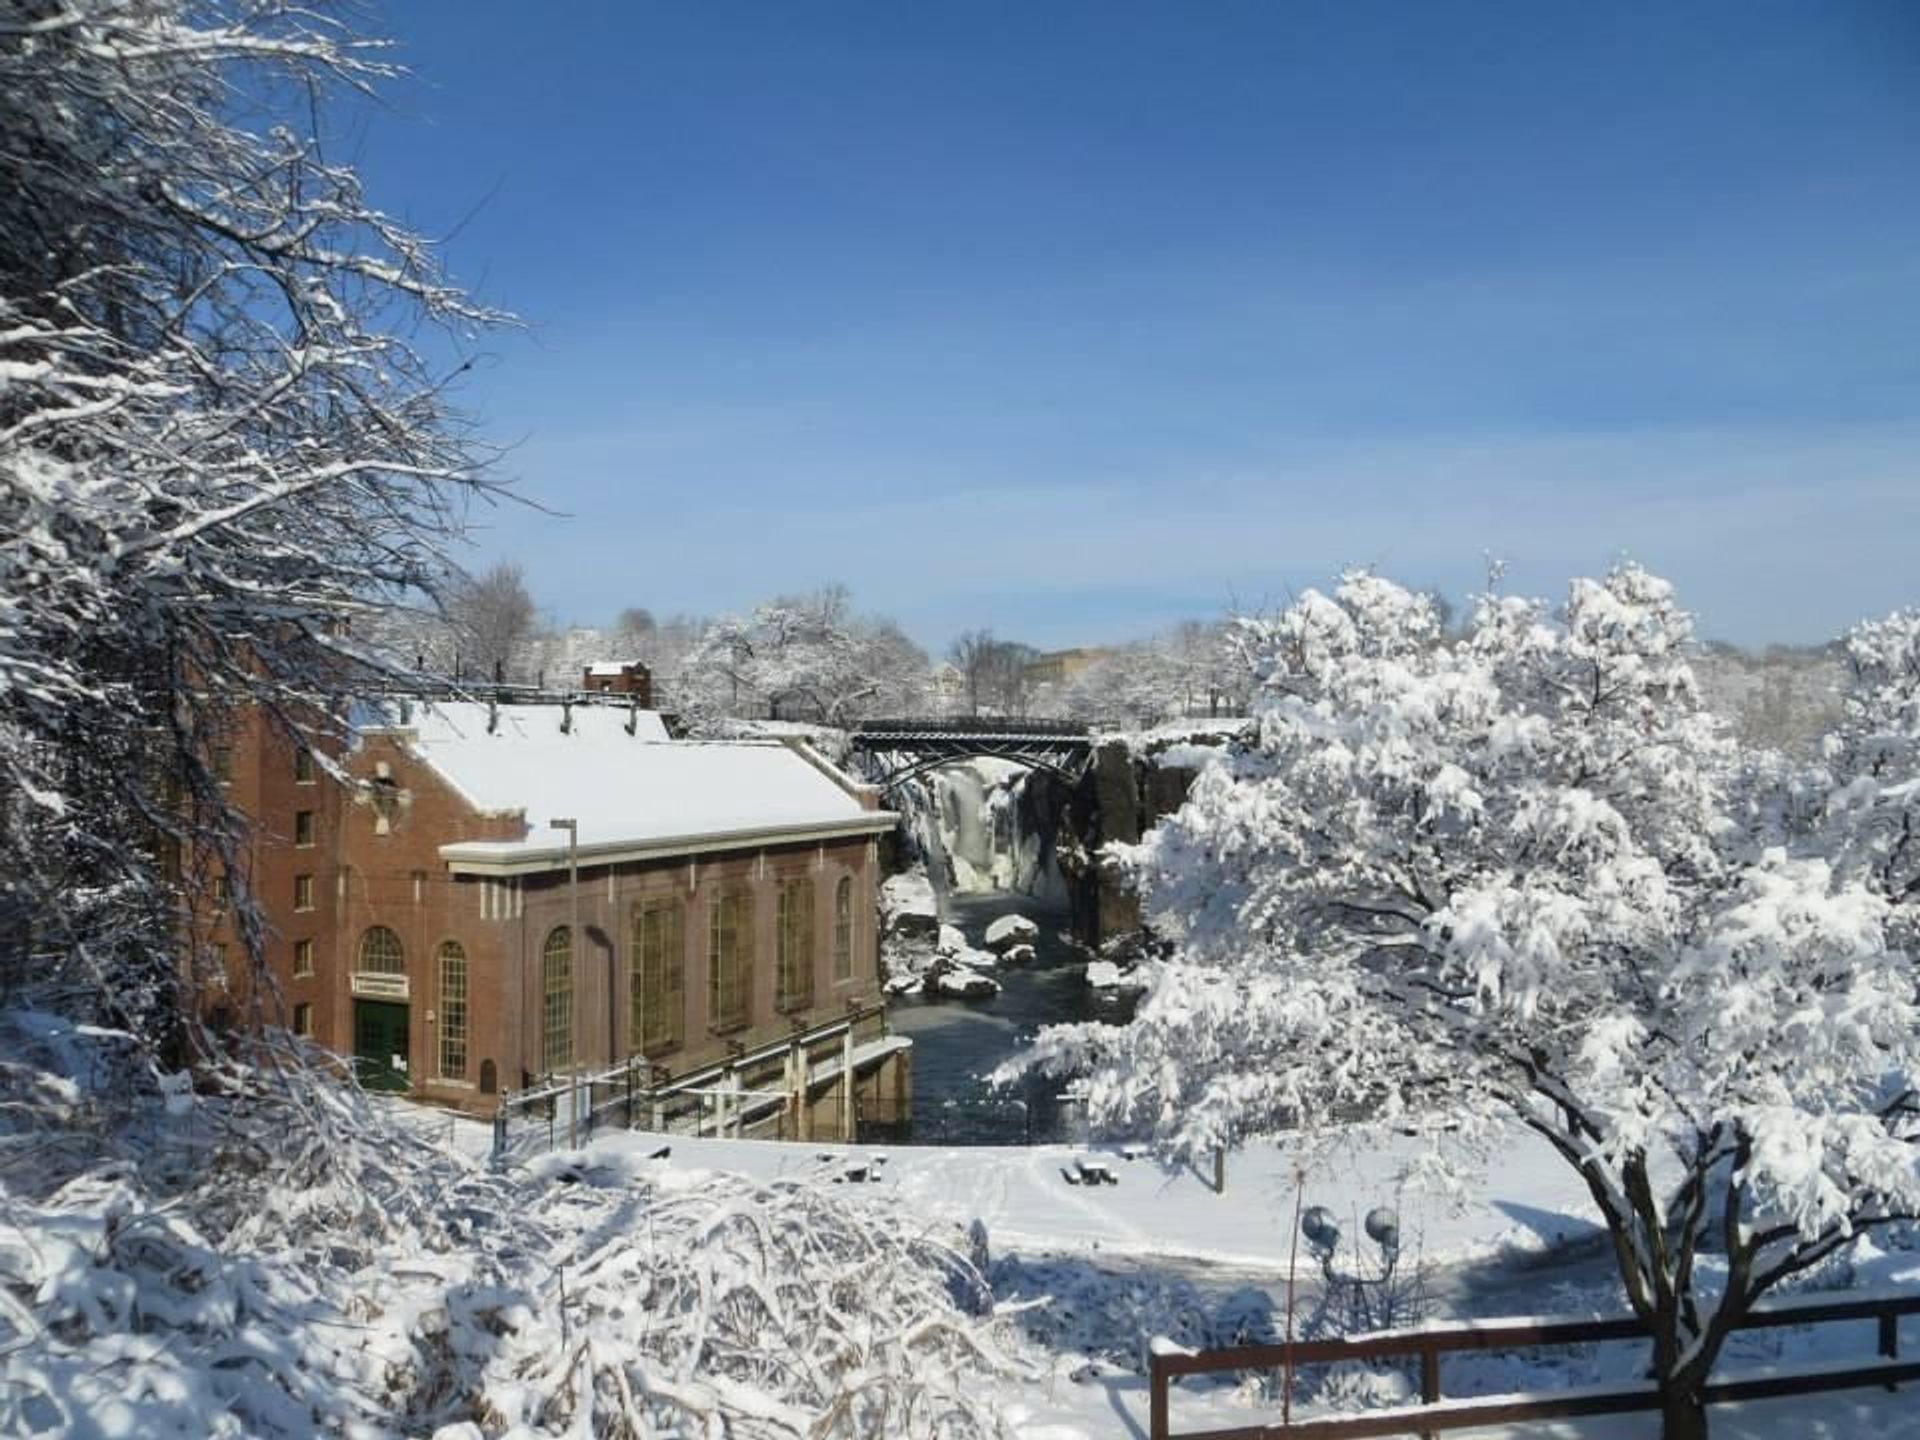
365,702 -> 893,874
586,660 -> 645,676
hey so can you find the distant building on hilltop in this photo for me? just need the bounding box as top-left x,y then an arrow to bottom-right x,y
196,694 -> 906,1138
1022,647 -> 1109,689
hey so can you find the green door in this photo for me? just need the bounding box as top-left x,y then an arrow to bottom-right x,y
353,1000 -> 411,1092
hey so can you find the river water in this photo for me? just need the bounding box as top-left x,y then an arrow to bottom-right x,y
882,890 -> 1137,1145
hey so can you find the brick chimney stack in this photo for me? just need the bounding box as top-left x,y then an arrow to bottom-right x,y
582,661 -> 653,706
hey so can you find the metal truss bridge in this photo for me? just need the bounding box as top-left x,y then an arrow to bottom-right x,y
847,717 -> 1099,788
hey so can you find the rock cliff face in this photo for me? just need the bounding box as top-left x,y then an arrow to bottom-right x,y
1058,734 -> 1232,947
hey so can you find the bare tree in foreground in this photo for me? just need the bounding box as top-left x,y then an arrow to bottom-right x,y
0,0 -> 507,1045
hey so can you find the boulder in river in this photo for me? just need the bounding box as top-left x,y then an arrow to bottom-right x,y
881,873 -> 941,940
934,964 -> 1000,999
984,914 -> 1040,952
1085,959 -> 1147,991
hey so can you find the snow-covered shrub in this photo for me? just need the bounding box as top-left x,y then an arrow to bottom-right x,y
0,1013 -> 1031,1438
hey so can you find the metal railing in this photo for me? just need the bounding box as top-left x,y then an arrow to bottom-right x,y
852,716 -> 1098,739
1149,1287 -> 1920,1439
490,1002 -> 893,1165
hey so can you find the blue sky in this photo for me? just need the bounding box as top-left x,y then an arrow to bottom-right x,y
347,1 -> 1920,650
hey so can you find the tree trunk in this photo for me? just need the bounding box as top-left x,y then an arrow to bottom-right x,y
1658,1377 -> 1710,1440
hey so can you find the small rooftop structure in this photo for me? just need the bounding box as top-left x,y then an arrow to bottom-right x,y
581,659 -> 652,701
360,700 -> 891,875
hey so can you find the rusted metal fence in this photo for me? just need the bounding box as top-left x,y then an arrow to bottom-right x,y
1149,1287 -> 1920,1439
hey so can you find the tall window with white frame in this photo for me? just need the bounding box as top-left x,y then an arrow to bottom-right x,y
708,886 -> 753,1031
438,941 -> 468,1080
542,926 -> 572,1074
832,875 -> 854,983
632,898 -> 685,1054
776,876 -> 815,1011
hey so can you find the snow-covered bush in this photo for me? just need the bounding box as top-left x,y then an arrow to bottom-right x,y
1021,566 -> 1920,1440
0,1012 -> 1031,1438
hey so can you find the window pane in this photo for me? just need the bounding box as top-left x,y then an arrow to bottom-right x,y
439,942 -> 468,1079
543,927 -> 572,1073
776,878 -> 814,1010
357,926 -> 404,974
709,889 -> 751,1030
833,876 -> 854,981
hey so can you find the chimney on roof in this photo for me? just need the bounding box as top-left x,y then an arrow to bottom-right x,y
582,660 -> 653,706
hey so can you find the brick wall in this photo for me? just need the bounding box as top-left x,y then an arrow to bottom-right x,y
213,712 -> 888,1115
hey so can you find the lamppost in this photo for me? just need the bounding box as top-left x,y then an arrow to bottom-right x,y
549,817 -> 579,1145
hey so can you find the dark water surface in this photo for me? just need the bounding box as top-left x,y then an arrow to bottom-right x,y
882,891 -> 1136,1144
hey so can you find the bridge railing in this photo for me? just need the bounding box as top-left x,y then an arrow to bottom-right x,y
852,716 -> 1098,738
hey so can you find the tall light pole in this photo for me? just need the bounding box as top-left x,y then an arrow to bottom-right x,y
549,817 -> 579,1144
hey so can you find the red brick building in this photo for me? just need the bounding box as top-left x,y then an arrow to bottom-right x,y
202,696 -> 906,1135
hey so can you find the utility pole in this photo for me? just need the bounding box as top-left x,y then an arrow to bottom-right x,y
549,817 -> 580,1146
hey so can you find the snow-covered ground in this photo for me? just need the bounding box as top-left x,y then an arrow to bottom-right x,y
563,1124 -> 1918,1438
10,1005 -> 1914,1440
582,1121 -> 1605,1273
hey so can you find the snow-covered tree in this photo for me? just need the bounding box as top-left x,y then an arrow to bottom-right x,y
1022,566 -> 1919,1439
1823,607 -> 1920,948
678,587 -> 929,728
0,1 -> 505,1037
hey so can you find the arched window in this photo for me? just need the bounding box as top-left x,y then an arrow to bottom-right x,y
833,876 -> 854,982
708,887 -> 753,1032
775,877 -> 814,1011
542,926 -> 573,1074
438,941 -> 468,1080
632,899 -> 685,1054
358,925 -> 404,974
479,1059 -> 498,1095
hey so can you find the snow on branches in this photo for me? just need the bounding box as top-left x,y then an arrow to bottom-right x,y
0,1014 -> 1028,1439
1021,565 -> 1919,1434
0,1 -> 507,1029
1823,606 -> 1920,947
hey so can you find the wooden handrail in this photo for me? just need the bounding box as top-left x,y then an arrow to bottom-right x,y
1150,1288 -> 1920,1439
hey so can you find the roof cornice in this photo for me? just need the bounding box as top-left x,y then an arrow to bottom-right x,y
438,811 -> 898,877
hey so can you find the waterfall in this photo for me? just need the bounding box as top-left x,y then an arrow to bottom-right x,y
908,759 -> 1065,902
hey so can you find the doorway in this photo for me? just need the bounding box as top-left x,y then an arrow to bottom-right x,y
352,999 -> 411,1092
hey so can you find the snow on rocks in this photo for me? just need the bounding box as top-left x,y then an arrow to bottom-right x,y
984,914 -> 1039,952
1001,943 -> 1037,966
881,870 -> 940,939
935,965 -> 1002,998
1085,960 -> 1146,992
